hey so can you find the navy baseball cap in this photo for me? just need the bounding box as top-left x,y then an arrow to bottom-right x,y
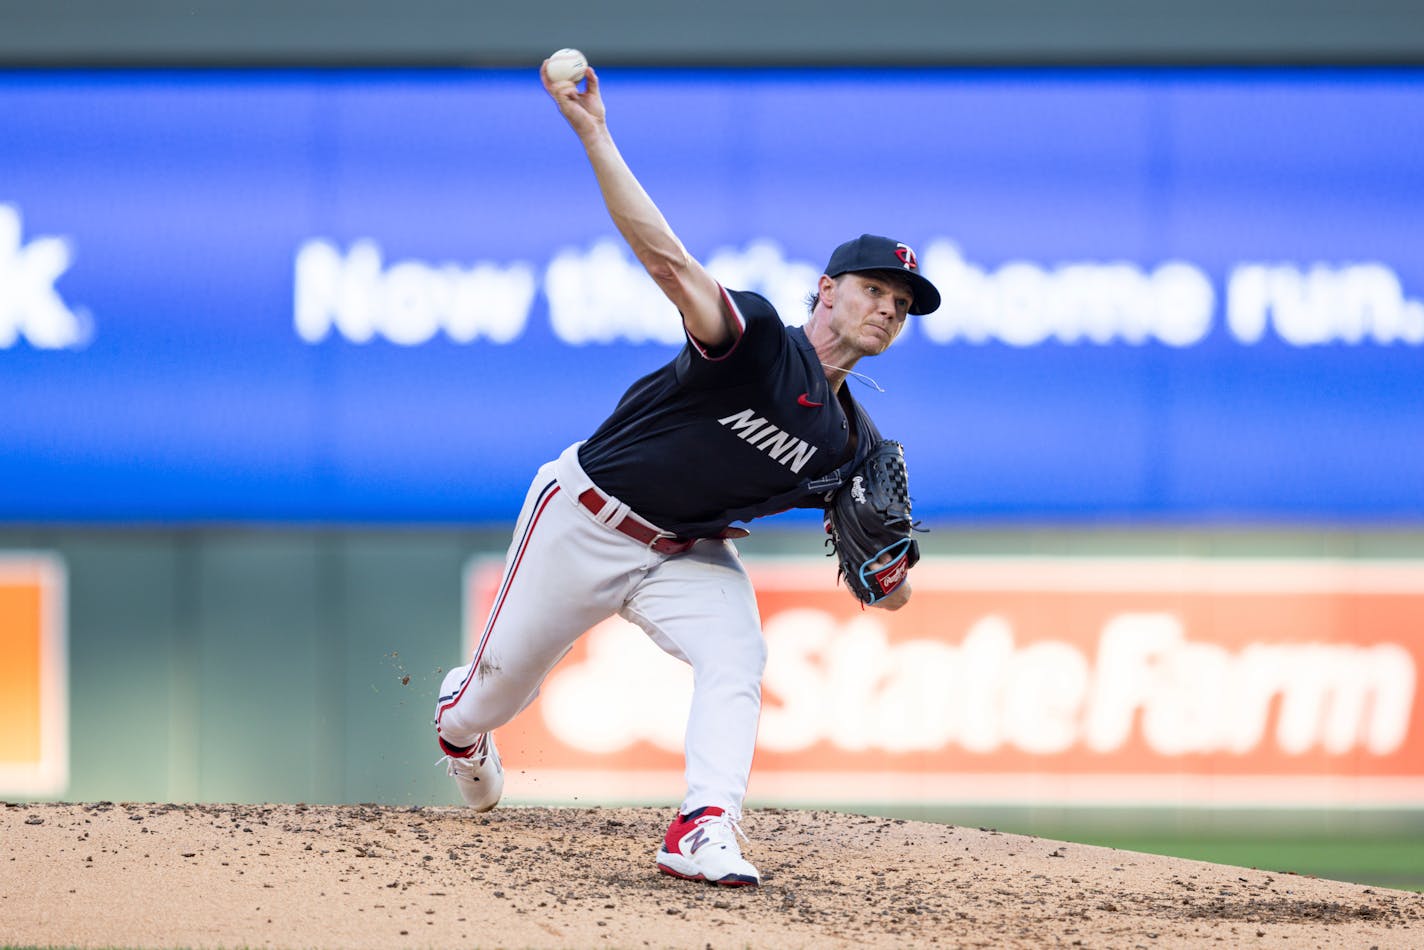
824,234 -> 941,315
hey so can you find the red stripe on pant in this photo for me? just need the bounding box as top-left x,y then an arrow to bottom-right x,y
436,480 -> 562,734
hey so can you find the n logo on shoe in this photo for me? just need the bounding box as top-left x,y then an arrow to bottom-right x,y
685,827 -> 710,854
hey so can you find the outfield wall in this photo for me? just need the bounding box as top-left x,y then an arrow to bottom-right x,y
4,529 -> 1422,815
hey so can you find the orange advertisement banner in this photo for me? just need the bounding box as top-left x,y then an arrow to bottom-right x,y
465,557 -> 1424,807
0,554 -> 67,797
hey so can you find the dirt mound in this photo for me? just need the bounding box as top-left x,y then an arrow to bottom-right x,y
2,802 -> 1420,948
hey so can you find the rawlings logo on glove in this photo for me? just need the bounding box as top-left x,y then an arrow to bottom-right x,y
823,440 -> 921,605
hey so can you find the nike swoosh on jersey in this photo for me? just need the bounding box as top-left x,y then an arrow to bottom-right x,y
797,393 -> 824,408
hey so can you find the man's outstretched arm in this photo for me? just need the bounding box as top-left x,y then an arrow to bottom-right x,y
541,58 -> 738,349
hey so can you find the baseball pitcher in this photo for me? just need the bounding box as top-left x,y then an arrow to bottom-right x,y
433,55 -> 940,887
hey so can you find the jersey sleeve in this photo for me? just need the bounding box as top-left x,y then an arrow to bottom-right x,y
675,288 -> 787,389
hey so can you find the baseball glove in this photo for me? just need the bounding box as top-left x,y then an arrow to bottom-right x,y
824,439 -> 921,605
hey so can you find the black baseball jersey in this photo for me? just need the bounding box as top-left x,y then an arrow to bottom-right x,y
578,288 -> 885,538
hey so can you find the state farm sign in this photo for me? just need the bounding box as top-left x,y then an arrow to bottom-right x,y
463,557 -> 1424,806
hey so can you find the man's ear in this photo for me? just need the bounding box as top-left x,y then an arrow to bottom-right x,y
818,273 -> 837,307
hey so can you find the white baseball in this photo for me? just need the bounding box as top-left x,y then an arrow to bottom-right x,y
546,48 -> 587,84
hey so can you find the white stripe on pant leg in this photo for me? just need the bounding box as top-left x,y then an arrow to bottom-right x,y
621,540 -> 766,820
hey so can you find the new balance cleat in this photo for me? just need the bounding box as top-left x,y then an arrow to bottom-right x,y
433,664 -> 503,811
656,806 -> 760,886
441,732 -> 503,812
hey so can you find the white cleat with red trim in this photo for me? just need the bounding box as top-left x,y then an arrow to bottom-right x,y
441,733 -> 503,812
435,664 -> 503,812
656,806 -> 760,886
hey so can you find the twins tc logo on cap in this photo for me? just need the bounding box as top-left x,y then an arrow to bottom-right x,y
823,234 -> 942,316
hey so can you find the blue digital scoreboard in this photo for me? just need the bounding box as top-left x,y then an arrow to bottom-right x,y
2,68 -> 1421,523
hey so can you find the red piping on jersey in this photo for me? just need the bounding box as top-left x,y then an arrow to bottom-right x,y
437,479 -> 562,733
686,284 -> 748,362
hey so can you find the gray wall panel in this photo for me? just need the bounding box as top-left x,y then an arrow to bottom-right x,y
2,1 -> 1423,65
62,536 -> 184,802
193,534 -> 331,803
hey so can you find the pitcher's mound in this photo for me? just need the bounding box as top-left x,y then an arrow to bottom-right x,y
2,802 -> 1419,948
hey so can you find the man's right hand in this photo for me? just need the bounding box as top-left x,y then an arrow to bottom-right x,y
541,60 -> 606,141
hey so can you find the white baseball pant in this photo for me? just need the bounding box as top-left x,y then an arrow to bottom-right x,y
436,443 -> 767,819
